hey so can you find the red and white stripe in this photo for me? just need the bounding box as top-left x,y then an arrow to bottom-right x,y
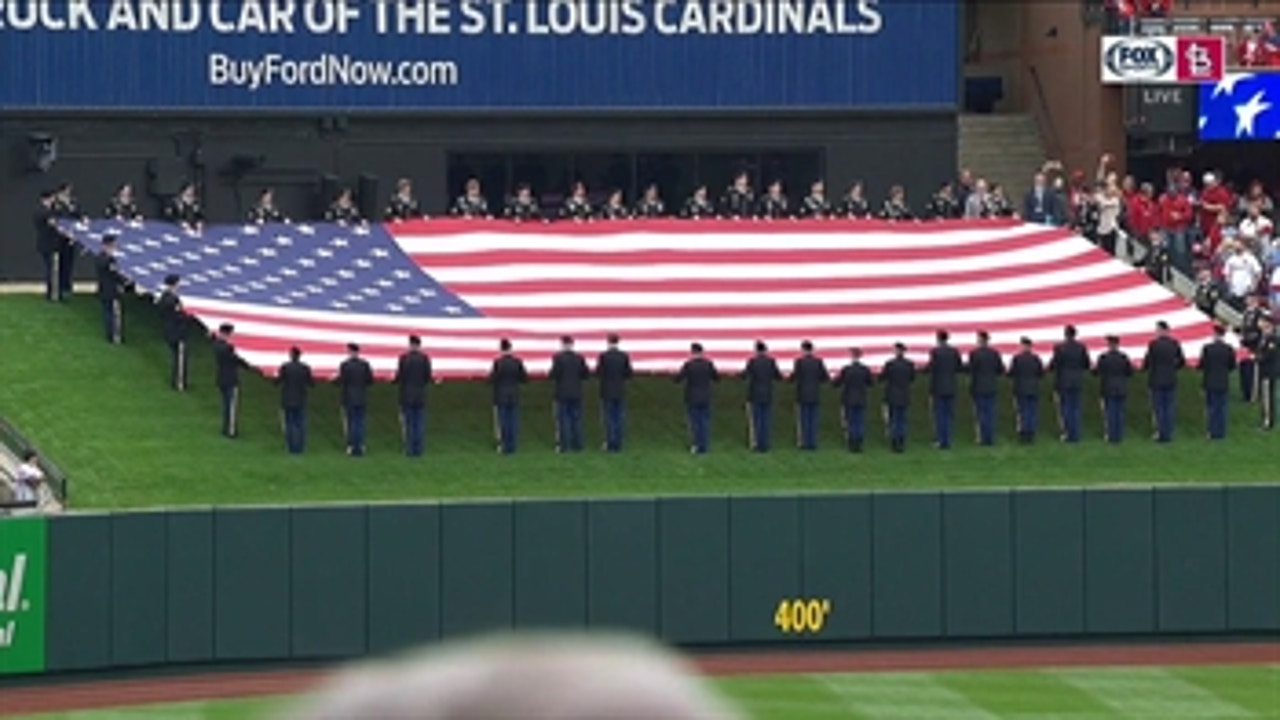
184,219 -> 1220,379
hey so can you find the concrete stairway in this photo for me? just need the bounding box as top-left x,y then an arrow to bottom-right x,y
957,114 -> 1047,196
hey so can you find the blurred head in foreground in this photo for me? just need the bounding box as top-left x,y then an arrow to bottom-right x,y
286,633 -> 741,720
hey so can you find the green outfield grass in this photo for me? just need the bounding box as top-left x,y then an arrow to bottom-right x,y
0,295 -> 1274,510
10,665 -> 1280,719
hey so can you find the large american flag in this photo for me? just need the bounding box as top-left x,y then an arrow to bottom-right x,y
58,217 -> 1217,379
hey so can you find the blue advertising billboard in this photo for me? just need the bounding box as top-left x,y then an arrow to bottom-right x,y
0,0 -> 958,111
1198,71 -> 1280,141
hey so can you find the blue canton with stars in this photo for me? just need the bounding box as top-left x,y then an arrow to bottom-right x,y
1198,72 -> 1280,142
55,219 -> 481,318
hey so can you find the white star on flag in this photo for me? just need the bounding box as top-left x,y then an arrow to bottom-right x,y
1212,72 -> 1252,99
370,248 -> 390,258
275,236 -> 293,246
331,238 -> 349,248
297,225 -> 316,235
1235,90 -> 1272,137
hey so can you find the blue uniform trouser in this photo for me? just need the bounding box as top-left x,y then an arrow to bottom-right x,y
842,404 -> 865,444
219,386 -> 239,437
41,252 -> 58,301
886,404 -> 907,443
687,403 -> 711,453
932,394 -> 954,448
1240,359 -> 1257,402
283,407 -> 306,454
796,402 -> 819,449
1103,396 -> 1126,443
1057,389 -> 1082,442
495,403 -> 519,454
601,399 -> 625,451
748,402 -> 772,451
168,340 -> 189,391
1151,387 -> 1176,442
401,404 -> 425,456
57,244 -> 74,295
555,399 -> 584,451
972,394 -> 996,445
1205,390 -> 1228,439
343,404 -> 367,455
101,298 -> 121,343
1016,394 -> 1039,437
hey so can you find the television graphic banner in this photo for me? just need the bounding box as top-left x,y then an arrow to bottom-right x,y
0,0 -> 958,111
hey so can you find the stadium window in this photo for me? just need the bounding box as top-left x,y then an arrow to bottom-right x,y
571,153 -> 634,205
636,153 -> 695,209
446,153 -> 508,212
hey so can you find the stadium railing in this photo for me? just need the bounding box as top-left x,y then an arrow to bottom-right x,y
0,415 -> 68,506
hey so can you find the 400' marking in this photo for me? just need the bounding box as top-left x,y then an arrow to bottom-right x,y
774,598 -> 832,634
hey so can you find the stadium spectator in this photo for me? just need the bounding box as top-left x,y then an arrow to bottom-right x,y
1024,172 -> 1063,226
13,450 -> 45,505
165,182 -> 205,232
1126,182 -> 1159,245
104,183 -> 142,221
955,168 -> 974,207
1238,28 -> 1275,68
562,181 -> 592,222
450,178 -> 490,218
1223,241 -> 1264,307
757,180 -> 791,220
1237,180 -> 1274,217
1197,172 -> 1235,247
988,184 -> 1016,218
325,188 -> 362,224
1095,178 -> 1124,257
633,183 -> 666,218
287,634 -> 742,720
1158,182 -> 1194,273
963,178 -> 989,219
385,178 -> 422,221
879,185 -> 914,221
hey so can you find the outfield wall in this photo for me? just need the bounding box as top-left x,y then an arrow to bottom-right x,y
1,486 -> 1278,676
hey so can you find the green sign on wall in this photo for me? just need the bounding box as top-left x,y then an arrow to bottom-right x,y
0,517 -> 46,675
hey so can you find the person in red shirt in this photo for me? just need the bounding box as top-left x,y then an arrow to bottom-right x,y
1198,172 -> 1234,242
1128,182 -> 1159,242
1159,184 -> 1194,274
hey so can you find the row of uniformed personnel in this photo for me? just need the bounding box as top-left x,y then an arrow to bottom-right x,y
204,323 -> 1280,456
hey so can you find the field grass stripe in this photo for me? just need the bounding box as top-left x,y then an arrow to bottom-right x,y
815,672 -> 1001,719
1054,667 -> 1255,719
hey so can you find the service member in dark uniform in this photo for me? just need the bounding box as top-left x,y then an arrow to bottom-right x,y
165,183 -> 205,232
1049,325 -> 1091,442
212,323 -> 241,438
384,178 -> 422,222
675,342 -> 719,454
451,178 -> 490,218
1143,320 -> 1185,443
838,182 -> 871,218
336,343 -> 375,456
596,333 -> 633,452
719,172 -> 754,219
156,274 -> 190,391
393,335 -> 433,457
926,183 -> 960,220
104,184 -> 142,221
247,188 -> 287,224
680,185 -> 716,219
741,340 -> 782,452
489,338 -> 528,454
967,330 -> 1005,445
1143,232 -> 1172,284
95,235 -> 125,344
797,180 -> 832,219
325,188 -> 363,225
1192,268 -> 1222,316
791,340 -> 829,450
925,330 -> 962,449
504,183 -> 542,222
834,347 -> 874,452
1258,317 -> 1278,430
599,189 -> 631,220
757,180 -> 791,220
562,182 -> 593,222
1238,294 -> 1266,402
34,189 -> 61,302
275,346 -> 314,454
549,336 -> 590,452
879,185 -> 915,221
880,343 -> 916,453
1008,336 -> 1044,442
1199,325 -> 1237,440
633,183 -> 665,218
1094,335 -> 1133,444
52,182 -> 83,298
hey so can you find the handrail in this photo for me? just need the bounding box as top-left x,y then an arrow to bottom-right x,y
1026,64 -> 1064,163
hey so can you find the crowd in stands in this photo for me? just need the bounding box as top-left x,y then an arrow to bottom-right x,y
1236,20 -> 1280,67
